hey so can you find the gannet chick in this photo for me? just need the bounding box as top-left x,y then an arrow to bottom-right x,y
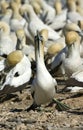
0,50 -> 32,95
0,21 -> 16,56
26,30 -> 69,111
16,29 -> 35,61
20,4 -> 60,41
62,31 -> 83,77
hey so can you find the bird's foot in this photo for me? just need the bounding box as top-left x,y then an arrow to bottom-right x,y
53,98 -> 70,111
25,103 -> 41,112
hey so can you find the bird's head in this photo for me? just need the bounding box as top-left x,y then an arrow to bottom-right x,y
16,29 -> 25,42
6,50 -> 24,67
65,31 -> 80,46
47,43 -> 64,56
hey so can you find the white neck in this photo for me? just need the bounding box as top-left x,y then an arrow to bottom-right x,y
67,43 -> 80,59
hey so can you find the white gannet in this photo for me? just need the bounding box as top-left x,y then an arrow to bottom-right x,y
46,43 -> 66,77
0,0 -> 9,14
30,1 -> 42,17
1,9 -> 12,24
62,31 -> 83,77
0,21 -> 16,56
49,0 -> 67,30
20,4 -> 60,42
63,22 -> 82,36
34,0 -> 56,24
16,29 -> 35,61
10,1 -> 26,32
67,0 -> 83,23
0,50 -> 32,95
0,1 -> 12,24
26,30 -> 70,111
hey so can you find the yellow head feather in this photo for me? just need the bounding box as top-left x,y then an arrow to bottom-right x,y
31,2 -> 41,14
47,43 -> 64,55
16,29 -> 25,38
65,31 -> 80,45
40,29 -> 48,42
7,50 -> 24,66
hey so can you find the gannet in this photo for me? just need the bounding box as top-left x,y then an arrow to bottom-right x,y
62,31 -> 83,77
30,1 -> 42,16
26,30 -> 70,111
1,9 -> 12,24
16,29 -> 35,61
0,50 -> 32,95
49,45 -> 67,77
10,1 -> 26,31
63,22 -> 82,36
46,43 -> 64,70
67,0 -> 83,23
49,0 -> 67,30
20,4 -> 60,41
0,21 -> 16,56
0,0 -> 9,14
35,0 -> 56,24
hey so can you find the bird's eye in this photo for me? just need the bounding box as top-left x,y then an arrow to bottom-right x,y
14,72 -> 19,77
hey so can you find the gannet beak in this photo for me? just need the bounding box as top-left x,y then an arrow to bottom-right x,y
17,38 -> 21,49
34,30 -> 43,53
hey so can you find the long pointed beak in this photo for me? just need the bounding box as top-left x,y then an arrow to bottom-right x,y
34,30 -> 43,53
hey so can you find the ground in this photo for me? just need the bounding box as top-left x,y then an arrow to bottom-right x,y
0,82 -> 83,130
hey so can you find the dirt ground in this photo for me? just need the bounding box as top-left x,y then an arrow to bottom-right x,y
0,81 -> 83,130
